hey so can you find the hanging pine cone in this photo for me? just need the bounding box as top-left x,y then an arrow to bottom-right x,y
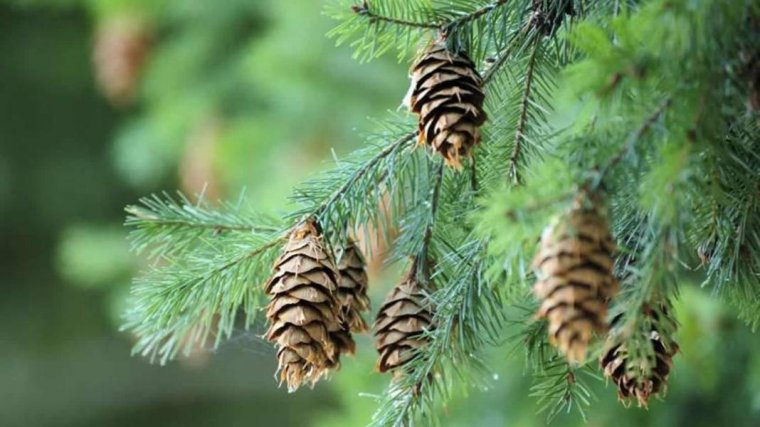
336,240 -> 371,333
373,270 -> 434,374
93,16 -> 151,107
600,306 -> 679,407
264,219 -> 354,392
532,200 -> 619,363
405,39 -> 487,169
530,0 -> 575,36
739,50 -> 760,112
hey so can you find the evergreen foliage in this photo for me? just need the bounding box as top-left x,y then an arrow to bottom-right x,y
123,0 -> 760,425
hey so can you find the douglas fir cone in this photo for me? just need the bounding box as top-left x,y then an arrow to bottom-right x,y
374,268 -> 435,375
532,200 -> 619,363
264,219 -> 354,391
405,38 -> 487,168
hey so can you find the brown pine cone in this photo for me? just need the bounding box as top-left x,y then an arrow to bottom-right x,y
373,271 -> 434,374
405,39 -> 487,168
93,16 -> 151,107
264,219 -> 353,391
532,201 -> 619,363
600,307 -> 679,407
336,240 -> 371,333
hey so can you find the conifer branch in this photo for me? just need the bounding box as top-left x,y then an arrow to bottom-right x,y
204,236 -> 287,279
416,160 -> 445,283
596,97 -> 673,185
530,359 -> 594,422
443,0 -> 511,31
351,1 -> 441,29
470,155 -> 478,192
125,193 -> 283,259
481,23 -> 534,85
510,36 -> 541,185
503,191 -> 574,221
350,0 -> 512,32
126,206 -> 275,233
124,234 -> 285,364
312,132 -> 417,221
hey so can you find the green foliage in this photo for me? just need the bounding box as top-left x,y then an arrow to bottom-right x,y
122,194 -> 284,364
530,360 -> 596,422
125,192 -> 281,259
288,119 -> 419,252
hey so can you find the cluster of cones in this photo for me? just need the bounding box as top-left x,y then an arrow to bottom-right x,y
264,220 -> 434,392
532,197 -> 679,406
264,34 -> 681,404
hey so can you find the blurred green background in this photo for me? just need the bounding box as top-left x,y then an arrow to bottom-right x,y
1,1 -> 759,426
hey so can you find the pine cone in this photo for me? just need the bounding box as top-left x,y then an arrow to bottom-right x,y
600,307 -> 679,407
405,40 -> 487,168
93,16 -> 151,107
530,0 -> 575,36
264,219 -> 354,391
374,271 -> 434,374
740,50 -> 760,112
336,240 -> 371,333
532,202 -> 619,363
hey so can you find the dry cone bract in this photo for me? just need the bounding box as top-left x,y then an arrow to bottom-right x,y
264,220 -> 353,392
532,203 -> 619,363
336,241 -> 371,333
406,40 -> 487,168
374,273 -> 434,374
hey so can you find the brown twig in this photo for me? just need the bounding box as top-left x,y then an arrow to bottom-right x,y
510,36 -> 541,185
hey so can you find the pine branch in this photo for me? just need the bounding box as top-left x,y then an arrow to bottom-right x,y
371,238 -> 503,426
312,131 -> 416,219
530,359 -> 595,423
125,192 -> 281,259
331,0 -> 524,62
351,1 -> 441,29
510,36 -> 541,185
350,0 -> 513,32
594,97 -> 673,187
481,23 -> 534,85
443,0 -> 512,31
123,235 -> 285,364
416,160 -> 445,283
